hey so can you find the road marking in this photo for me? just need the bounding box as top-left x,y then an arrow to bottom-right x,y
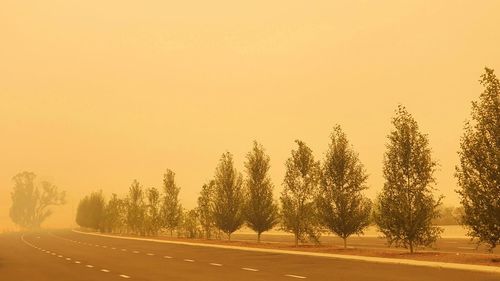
111,247 -> 116,250
51,253 -> 56,256
458,247 -> 476,250
209,263 -> 222,266
58,255 -> 63,258
86,265 -> 94,268
119,274 -> 131,279
285,274 -> 307,279
75,261 -> 81,264
242,267 -> 258,272
102,246 -> 108,248
163,255 -> 172,259
101,269 -> 110,273
121,249 -> 127,251
183,259 -> 194,262
132,250 -> 140,254
66,258 -> 71,261
146,253 -> 155,256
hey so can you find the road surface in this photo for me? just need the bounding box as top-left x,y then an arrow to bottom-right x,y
0,230 -> 498,281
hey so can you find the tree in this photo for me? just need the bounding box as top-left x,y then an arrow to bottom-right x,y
10,171 -> 65,229
145,187 -> 162,235
162,169 -> 182,236
317,126 -> 372,248
102,194 -> 126,233
75,191 -> 106,231
181,209 -> 201,238
374,105 -> 442,253
280,140 -> 321,246
126,180 -> 146,235
456,67 -> 500,250
244,141 -> 279,242
213,152 -> 245,240
198,180 -> 215,239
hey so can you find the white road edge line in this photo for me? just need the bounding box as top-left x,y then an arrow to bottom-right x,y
285,274 -> 307,279
72,229 -> 500,274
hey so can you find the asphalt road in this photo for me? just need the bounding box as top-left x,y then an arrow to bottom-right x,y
0,230 -> 498,281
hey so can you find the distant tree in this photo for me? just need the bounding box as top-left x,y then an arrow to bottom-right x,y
456,67 -> 500,250
126,180 -> 146,235
374,105 -> 442,253
102,194 -> 126,233
432,206 -> 460,226
162,169 -> 182,236
182,209 -> 201,238
10,171 -> 65,229
145,187 -> 162,235
197,180 -> 215,239
244,141 -> 279,242
317,126 -> 372,248
280,140 -> 321,246
213,152 -> 245,240
75,191 -> 106,231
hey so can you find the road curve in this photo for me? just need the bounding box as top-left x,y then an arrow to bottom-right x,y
0,230 -> 498,281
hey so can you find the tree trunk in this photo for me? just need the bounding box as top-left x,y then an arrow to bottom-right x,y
409,240 -> 414,254
294,234 -> 299,247
343,237 -> 347,249
170,229 -> 173,237
228,233 -> 231,241
257,232 -> 261,243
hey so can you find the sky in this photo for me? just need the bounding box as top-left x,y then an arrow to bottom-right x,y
1,0 -> 499,229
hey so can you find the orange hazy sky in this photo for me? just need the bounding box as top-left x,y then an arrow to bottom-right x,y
1,1 -> 499,229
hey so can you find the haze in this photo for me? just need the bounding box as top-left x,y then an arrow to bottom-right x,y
1,0 -> 499,230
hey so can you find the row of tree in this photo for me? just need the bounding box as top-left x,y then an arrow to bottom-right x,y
72,67 -> 497,252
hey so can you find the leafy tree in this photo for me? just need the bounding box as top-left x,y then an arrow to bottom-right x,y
162,169 -> 182,236
102,194 -> 126,233
197,180 -> 215,239
374,105 -> 442,253
126,180 -> 146,235
213,152 -> 245,240
244,141 -> 279,242
10,171 -> 65,229
75,191 -> 105,231
181,209 -> 201,238
145,187 -> 162,235
456,67 -> 500,250
280,140 -> 321,246
317,126 -> 372,248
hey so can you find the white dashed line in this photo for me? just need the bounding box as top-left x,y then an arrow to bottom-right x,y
209,263 -> 222,266
285,274 -> 307,279
183,259 -> 194,262
121,249 -> 127,252
75,261 -> 81,264
242,267 -> 259,272
58,255 -> 63,258
146,253 -> 155,256
66,258 -> 71,261
51,253 -> 56,256
111,247 -> 116,250
132,251 -> 140,254
163,256 -> 172,259
102,246 -> 108,248
119,274 -> 131,279
101,269 -> 110,273
86,265 -> 94,268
